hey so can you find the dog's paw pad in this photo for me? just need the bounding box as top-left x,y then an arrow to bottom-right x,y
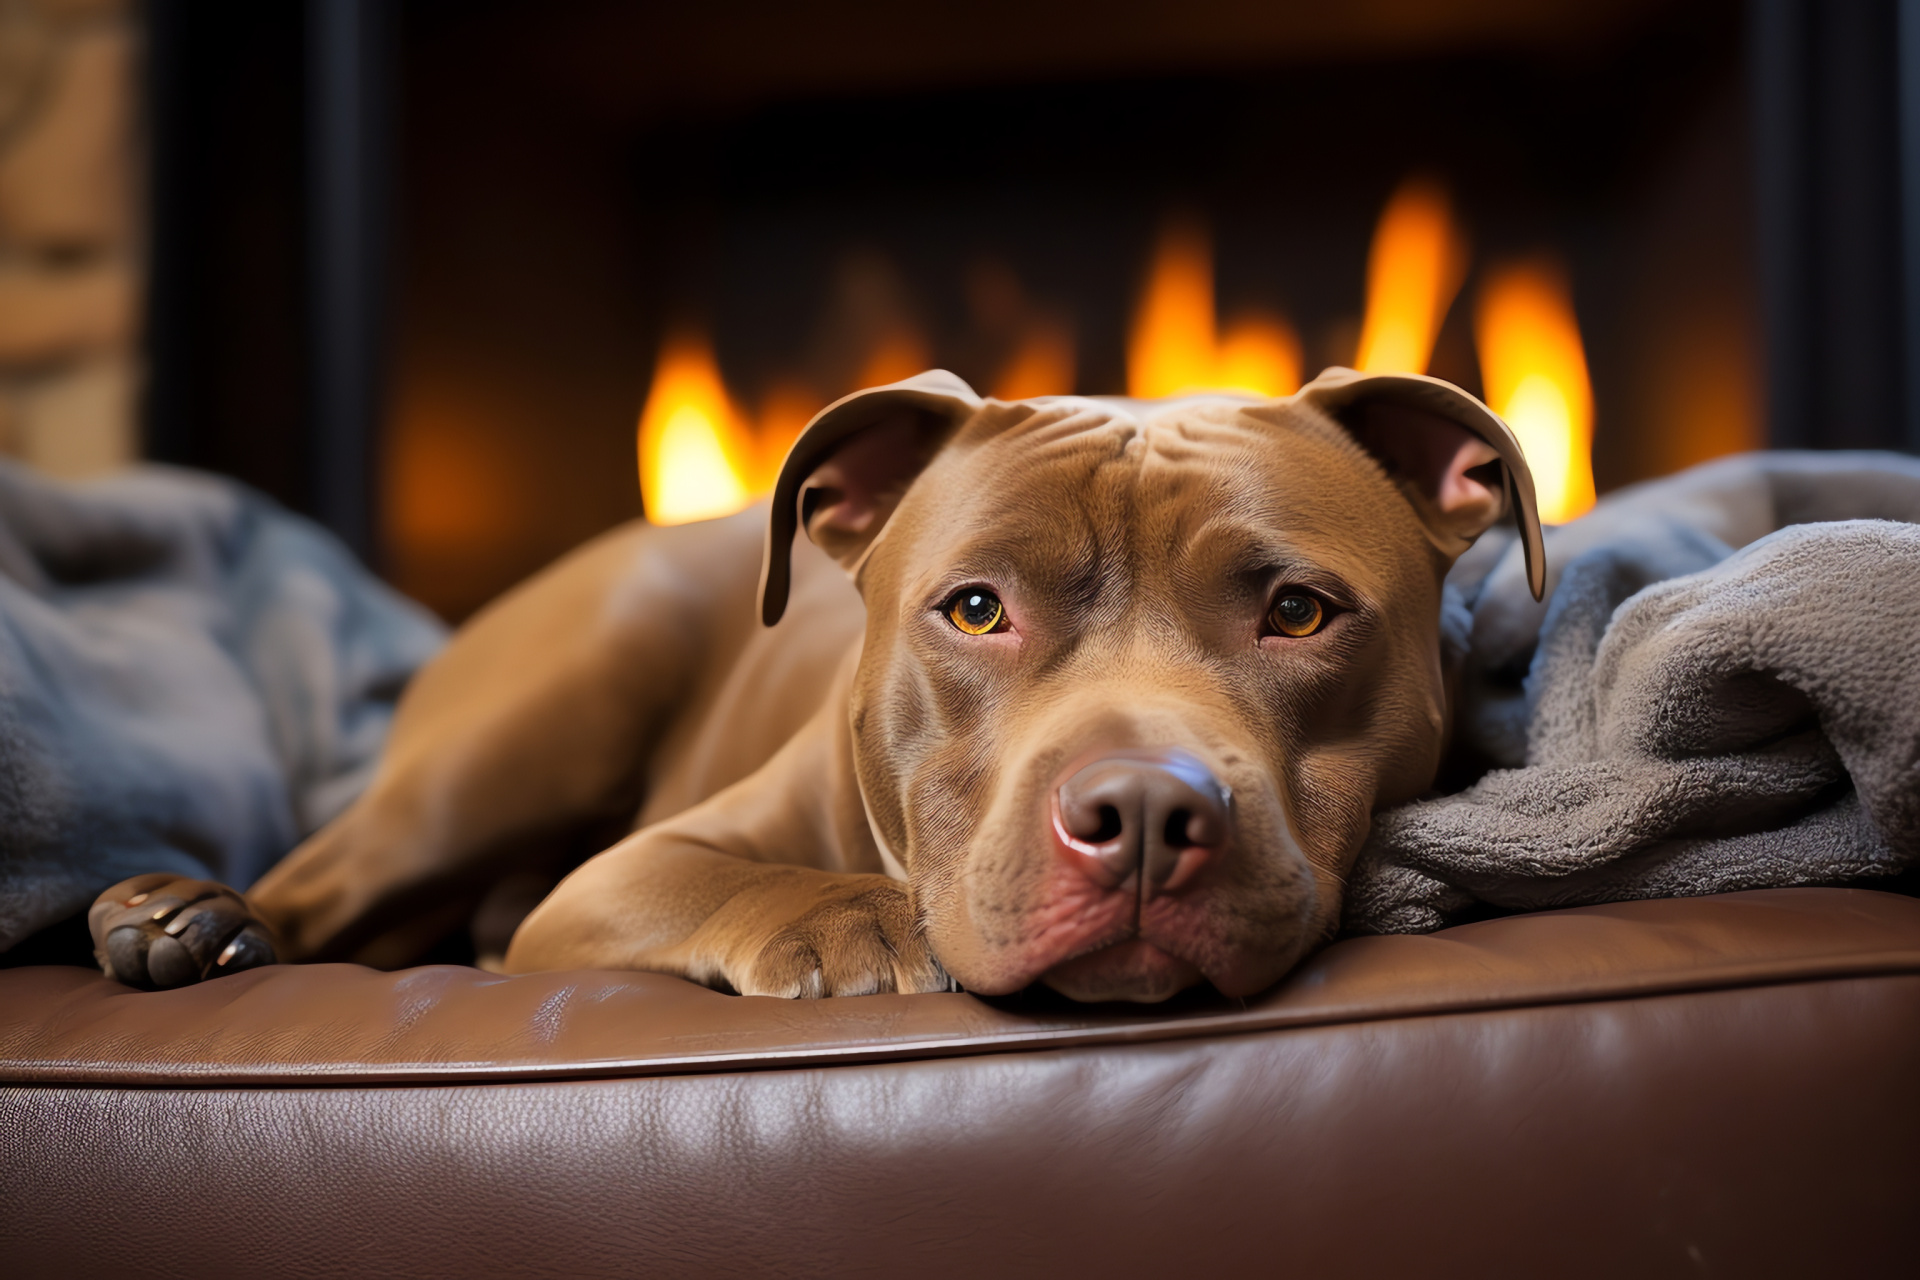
89,875 -> 278,990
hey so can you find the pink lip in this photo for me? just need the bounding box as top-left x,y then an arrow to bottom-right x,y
1011,802 -> 1212,995
972,858 -> 1218,998
984,874 -> 1273,999
1005,865 -> 1140,978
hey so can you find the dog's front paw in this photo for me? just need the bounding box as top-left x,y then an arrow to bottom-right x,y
700,877 -> 952,998
88,874 -> 279,989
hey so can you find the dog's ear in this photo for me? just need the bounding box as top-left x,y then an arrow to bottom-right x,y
1295,367 -> 1545,601
760,369 -> 984,625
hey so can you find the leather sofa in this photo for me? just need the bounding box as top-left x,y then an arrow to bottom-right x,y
4,886 -> 1917,1277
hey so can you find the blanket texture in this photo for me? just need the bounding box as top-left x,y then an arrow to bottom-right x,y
0,461 -> 444,953
1346,452 -> 1920,934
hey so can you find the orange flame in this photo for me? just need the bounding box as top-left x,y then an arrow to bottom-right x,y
635,330 -> 755,526
1474,259 -> 1596,524
1127,218 -> 1301,399
1129,219 -> 1215,398
1355,178 -> 1468,374
1214,310 -> 1303,399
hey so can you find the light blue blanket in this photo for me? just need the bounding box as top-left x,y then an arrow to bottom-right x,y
0,461 -> 444,952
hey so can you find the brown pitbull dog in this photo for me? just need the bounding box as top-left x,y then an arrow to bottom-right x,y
91,367 -> 1542,1002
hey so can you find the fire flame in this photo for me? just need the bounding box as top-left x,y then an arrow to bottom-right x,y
1215,311 -> 1302,399
635,331 -> 755,526
1355,178 -> 1468,374
1474,259 -> 1596,524
1127,218 -> 1301,399
636,192 -> 1599,531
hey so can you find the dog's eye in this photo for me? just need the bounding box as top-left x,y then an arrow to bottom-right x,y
1267,591 -> 1325,638
945,588 -> 1005,635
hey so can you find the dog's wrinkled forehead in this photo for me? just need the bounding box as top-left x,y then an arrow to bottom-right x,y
884,396 -> 1151,577
949,394 -> 1146,467
930,395 -> 1364,521
901,396 -> 1421,592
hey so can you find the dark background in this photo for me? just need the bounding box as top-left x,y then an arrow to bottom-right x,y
141,0 -> 1912,622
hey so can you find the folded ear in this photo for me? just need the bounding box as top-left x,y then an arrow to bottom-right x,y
760,369 -> 984,625
1295,366 -> 1545,601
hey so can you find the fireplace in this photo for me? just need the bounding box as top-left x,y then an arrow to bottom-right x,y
145,1 -> 1915,622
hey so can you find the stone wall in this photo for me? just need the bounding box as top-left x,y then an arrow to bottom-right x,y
0,0 -> 137,477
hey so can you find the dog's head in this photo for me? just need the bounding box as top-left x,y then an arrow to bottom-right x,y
761,369 -> 1542,1002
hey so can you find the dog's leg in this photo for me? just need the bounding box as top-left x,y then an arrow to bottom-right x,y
514,841 -> 946,997
247,511 -> 768,964
505,668 -> 950,998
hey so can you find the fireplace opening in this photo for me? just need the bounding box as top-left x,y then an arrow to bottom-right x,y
147,1 -> 1907,623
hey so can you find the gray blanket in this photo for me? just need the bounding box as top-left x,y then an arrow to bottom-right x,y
0,461 -> 444,953
1346,451 -> 1920,934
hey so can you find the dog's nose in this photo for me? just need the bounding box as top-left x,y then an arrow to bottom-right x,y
1052,750 -> 1231,894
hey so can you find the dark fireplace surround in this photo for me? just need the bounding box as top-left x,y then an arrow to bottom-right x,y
144,1 -> 1913,622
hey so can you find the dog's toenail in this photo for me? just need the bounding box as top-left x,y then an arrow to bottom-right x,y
150,905 -> 173,920
216,941 -> 239,966
164,914 -> 191,935
125,893 -> 148,907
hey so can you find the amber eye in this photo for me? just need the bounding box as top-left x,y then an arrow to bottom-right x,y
1268,592 -> 1325,638
945,588 -> 1005,635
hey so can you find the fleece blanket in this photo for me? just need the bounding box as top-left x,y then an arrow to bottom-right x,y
1345,451 -> 1920,934
0,461 -> 444,953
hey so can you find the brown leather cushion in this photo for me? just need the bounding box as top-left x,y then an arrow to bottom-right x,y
2,886 -> 1917,1084
4,888 -> 1917,1277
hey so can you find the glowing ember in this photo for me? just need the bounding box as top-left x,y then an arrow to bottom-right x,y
1474,259 -> 1596,524
636,331 -> 753,526
1355,178 -> 1468,375
1128,217 -> 1301,398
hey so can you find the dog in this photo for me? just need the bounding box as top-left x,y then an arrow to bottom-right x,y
88,366 -> 1545,1003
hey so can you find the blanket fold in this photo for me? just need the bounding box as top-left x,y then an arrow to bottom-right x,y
1347,503 -> 1920,935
